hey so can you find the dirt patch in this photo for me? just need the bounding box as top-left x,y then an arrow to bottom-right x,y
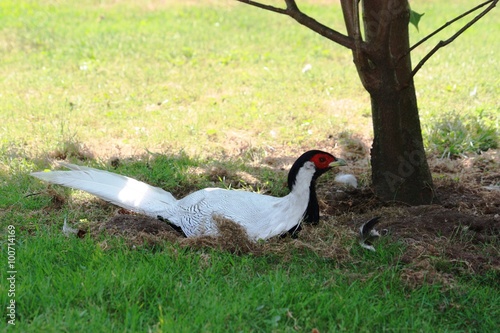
99,215 -> 183,237
375,205 -> 499,287
322,173 -> 499,287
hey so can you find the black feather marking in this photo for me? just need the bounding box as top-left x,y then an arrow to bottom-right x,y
360,216 -> 381,239
157,215 -> 185,235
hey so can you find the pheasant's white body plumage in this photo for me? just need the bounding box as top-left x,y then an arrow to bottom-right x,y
163,162 -> 315,239
32,161 -> 319,240
32,151 -> 347,240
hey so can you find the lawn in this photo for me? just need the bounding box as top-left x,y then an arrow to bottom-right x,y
1,0 -> 499,332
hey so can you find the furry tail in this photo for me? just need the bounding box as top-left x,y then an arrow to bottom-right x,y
31,163 -> 177,219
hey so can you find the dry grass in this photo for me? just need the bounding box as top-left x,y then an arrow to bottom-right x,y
87,214 -> 354,263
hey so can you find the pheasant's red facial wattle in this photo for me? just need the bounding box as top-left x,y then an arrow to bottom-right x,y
310,153 -> 336,170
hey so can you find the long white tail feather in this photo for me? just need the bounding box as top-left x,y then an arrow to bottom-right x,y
31,163 -> 177,221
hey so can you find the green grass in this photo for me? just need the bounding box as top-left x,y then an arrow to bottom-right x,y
424,109 -> 499,158
2,155 -> 500,332
0,0 -> 366,156
2,227 -> 499,332
1,0 -> 499,331
1,0 -> 496,157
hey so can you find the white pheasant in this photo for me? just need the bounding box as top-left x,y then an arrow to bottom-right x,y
31,150 -> 346,240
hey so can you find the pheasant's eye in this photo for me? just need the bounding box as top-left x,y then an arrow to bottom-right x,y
319,157 -> 326,163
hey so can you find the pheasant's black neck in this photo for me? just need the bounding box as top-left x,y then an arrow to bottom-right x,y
304,180 -> 320,224
286,150 -> 334,231
284,175 -> 319,239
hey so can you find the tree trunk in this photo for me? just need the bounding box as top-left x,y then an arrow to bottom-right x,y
355,0 -> 436,204
370,83 -> 435,204
237,0 -> 439,204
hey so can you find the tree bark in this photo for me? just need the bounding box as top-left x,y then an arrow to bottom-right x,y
356,0 -> 436,204
370,85 -> 435,204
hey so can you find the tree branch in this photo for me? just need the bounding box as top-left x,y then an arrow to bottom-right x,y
411,0 -> 498,77
341,1 -> 367,67
409,0 -> 494,54
339,0 -> 379,90
340,0 -> 362,42
236,0 -> 358,51
351,0 -> 362,55
284,0 -> 299,11
340,0 -> 356,36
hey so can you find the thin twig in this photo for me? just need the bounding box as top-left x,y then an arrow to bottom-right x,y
24,192 -> 43,198
235,0 -> 287,14
411,0 -> 498,77
408,0 -> 494,55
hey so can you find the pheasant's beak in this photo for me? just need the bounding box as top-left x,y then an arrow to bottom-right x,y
329,158 -> 347,167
